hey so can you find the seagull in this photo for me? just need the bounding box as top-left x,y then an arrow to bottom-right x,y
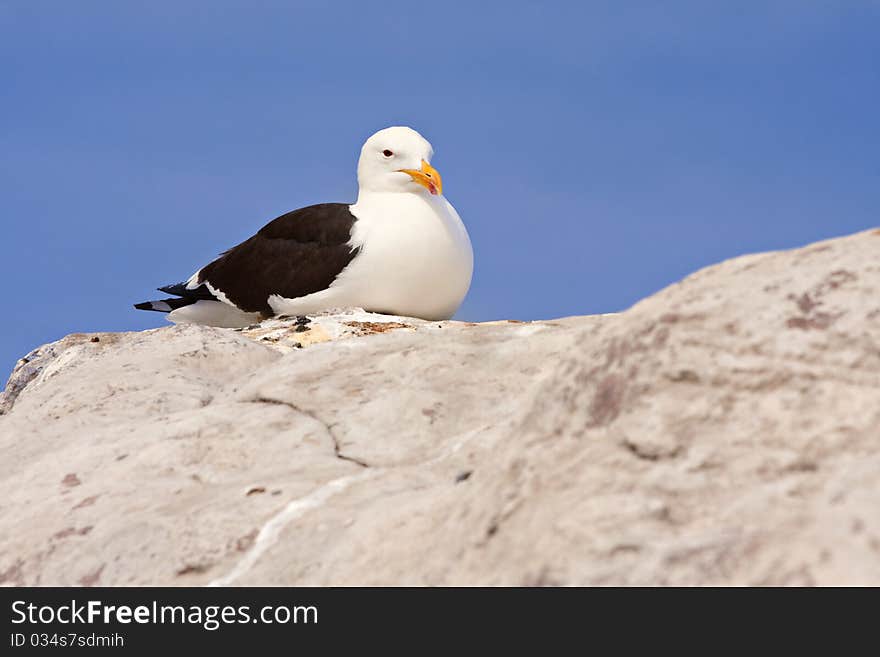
135,126 -> 473,327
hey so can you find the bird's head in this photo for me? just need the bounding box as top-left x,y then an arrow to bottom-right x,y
357,126 -> 443,197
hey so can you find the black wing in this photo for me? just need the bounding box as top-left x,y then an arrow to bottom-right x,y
196,203 -> 359,315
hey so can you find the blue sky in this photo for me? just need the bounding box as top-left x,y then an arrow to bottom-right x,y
2,1 -> 878,379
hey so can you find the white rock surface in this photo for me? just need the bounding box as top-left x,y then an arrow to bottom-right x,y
1,229 -> 879,586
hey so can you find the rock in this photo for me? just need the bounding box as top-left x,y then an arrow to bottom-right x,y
1,230 -> 879,586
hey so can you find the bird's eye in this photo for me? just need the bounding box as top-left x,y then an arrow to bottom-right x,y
382,149 -> 394,157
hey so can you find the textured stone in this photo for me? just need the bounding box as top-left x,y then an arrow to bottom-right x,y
1,229 -> 879,586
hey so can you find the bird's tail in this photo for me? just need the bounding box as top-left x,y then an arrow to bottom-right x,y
133,297 -> 198,313
134,281 -> 217,314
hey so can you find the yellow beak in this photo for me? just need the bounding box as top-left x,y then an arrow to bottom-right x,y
398,160 -> 443,196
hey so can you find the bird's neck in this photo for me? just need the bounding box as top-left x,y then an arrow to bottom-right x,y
353,189 -> 443,210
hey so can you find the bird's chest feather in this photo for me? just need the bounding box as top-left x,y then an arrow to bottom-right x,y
349,196 -> 471,281
339,194 -> 473,311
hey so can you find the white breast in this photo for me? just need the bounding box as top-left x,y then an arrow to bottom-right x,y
268,191 -> 473,320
